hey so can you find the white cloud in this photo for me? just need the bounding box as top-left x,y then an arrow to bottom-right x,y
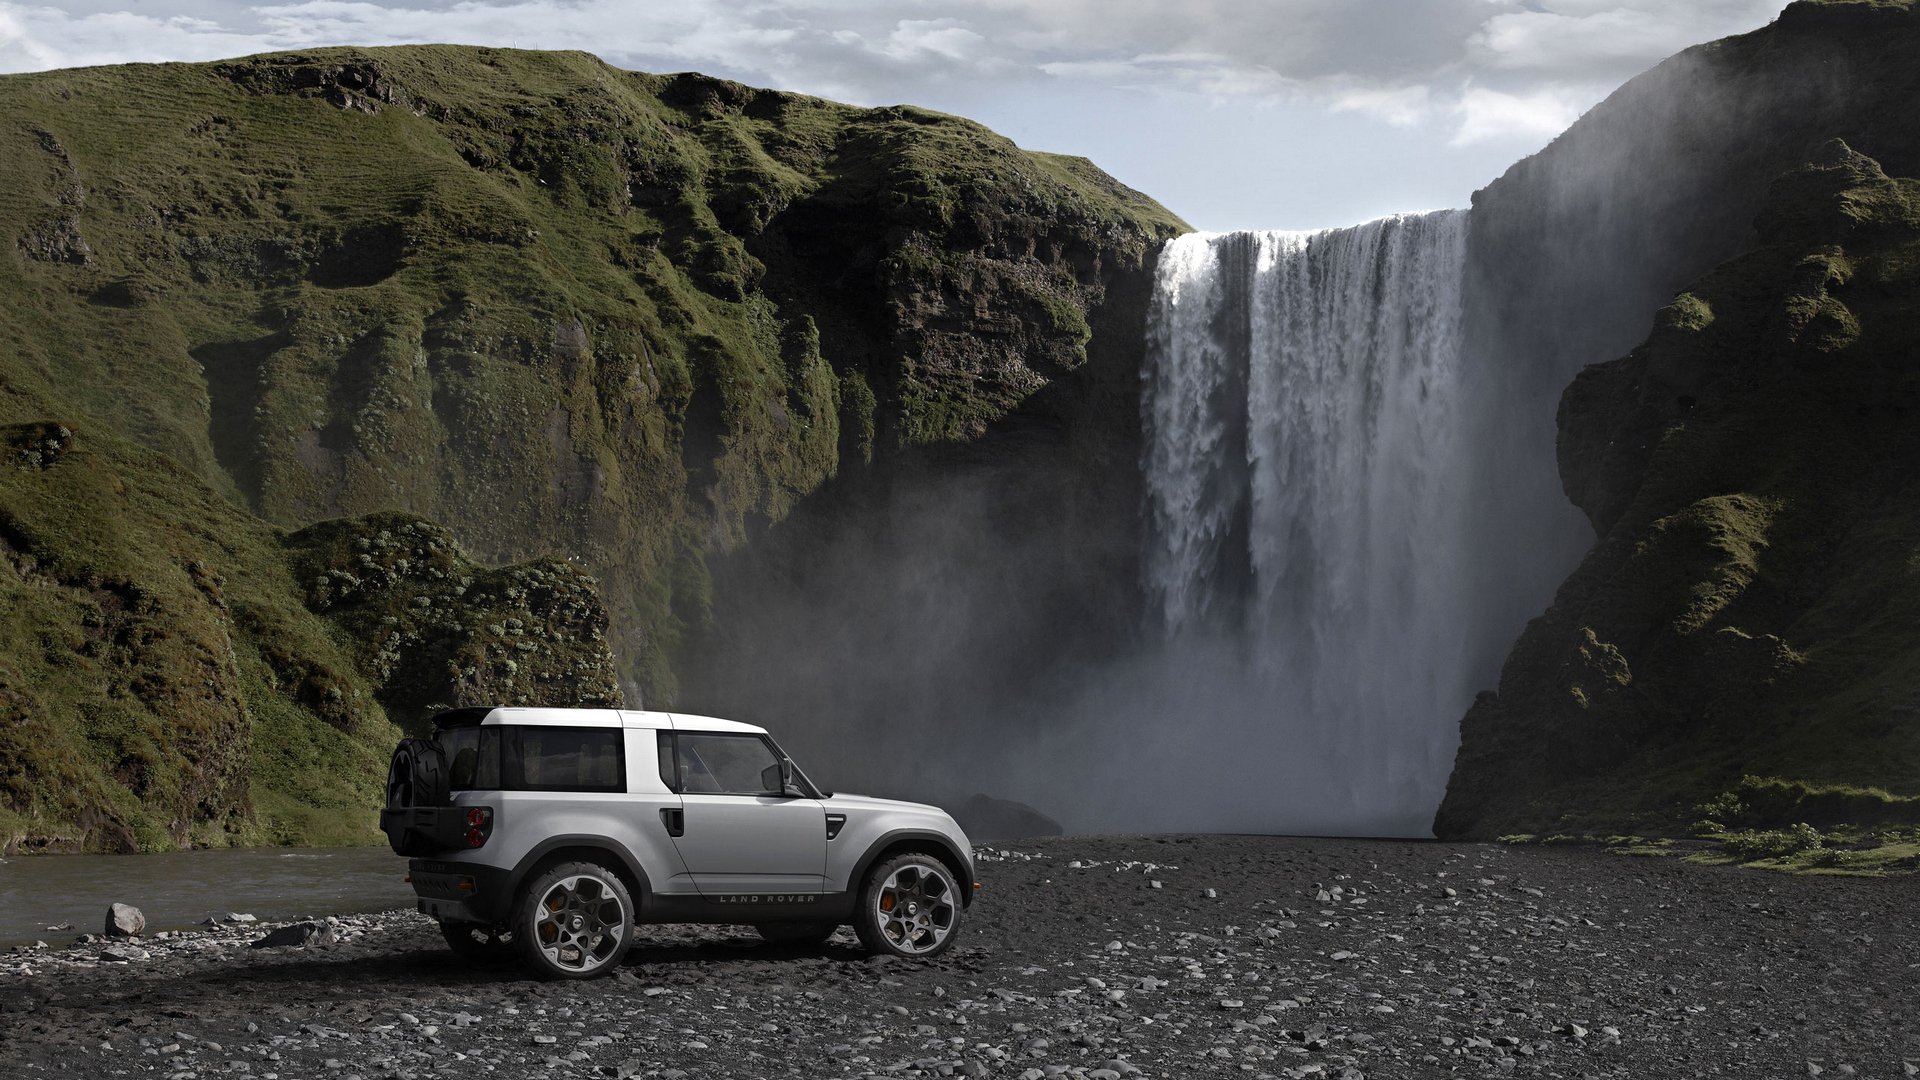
0,0 -> 1792,146
1450,83 -> 1598,147
1329,84 -> 1433,129
1470,0 -> 1784,79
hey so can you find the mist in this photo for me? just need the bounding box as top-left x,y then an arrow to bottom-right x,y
674,23 -> 1902,839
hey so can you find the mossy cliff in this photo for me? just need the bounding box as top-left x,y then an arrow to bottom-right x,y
1435,0 -> 1920,839
1436,142 -> 1920,838
0,47 -> 1182,848
1445,0 -> 1920,698
0,46 -> 1179,700
0,424 -> 623,851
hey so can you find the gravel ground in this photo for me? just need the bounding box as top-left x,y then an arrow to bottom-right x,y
1,835 -> 1915,1079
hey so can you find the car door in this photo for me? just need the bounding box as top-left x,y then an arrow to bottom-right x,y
662,728 -> 827,897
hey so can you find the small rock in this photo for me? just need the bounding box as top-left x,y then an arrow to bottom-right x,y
105,903 -> 145,938
249,922 -> 336,949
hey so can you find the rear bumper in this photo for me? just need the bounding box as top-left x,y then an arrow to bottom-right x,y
408,858 -> 515,925
380,807 -> 475,857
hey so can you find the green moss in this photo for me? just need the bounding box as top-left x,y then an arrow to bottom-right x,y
0,46 -> 1185,709
1657,292 -> 1715,332
1439,147 -> 1920,843
0,44 -> 1187,846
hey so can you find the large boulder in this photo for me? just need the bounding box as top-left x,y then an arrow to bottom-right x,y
103,903 -> 145,938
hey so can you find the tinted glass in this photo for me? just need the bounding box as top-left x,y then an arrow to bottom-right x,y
657,731 -> 677,791
502,727 -> 623,792
441,726 -> 500,790
676,733 -> 780,795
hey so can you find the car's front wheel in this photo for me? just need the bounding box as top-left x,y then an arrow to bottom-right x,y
510,861 -> 634,979
853,853 -> 963,958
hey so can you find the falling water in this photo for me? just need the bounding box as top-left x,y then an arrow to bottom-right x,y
1141,211 -> 1474,833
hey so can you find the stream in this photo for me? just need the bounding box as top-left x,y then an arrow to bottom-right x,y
0,845 -> 412,946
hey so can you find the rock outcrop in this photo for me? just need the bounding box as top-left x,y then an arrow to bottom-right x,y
1437,142 -> 1920,837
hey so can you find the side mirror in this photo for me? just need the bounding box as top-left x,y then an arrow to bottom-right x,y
764,759 -> 805,798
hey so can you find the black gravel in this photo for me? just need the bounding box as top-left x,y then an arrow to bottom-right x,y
1,835 -> 1915,1078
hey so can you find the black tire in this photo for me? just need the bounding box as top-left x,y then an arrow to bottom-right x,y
853,852 -> 964,958
510,861 -> 635,980
438,920 -> 513,961
386,738 -> 448,809
755,921 -> 839,945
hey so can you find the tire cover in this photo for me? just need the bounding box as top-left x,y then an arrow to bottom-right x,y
386,737 -> 449,809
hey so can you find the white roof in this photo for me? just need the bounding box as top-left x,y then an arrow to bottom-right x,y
471,706 -> 767,735
479,707 -> 624,728
667,712 -> 769,735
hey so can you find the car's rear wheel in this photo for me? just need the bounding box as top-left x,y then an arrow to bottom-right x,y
438,919 -> 513,961
854,853 -> 963,958
510,861 -> 634,979
755,921 -> 838,945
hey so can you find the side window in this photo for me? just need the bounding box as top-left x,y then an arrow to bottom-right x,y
657,731 -> 677,792
501,727 -> 624,793
674,733 -> 781,796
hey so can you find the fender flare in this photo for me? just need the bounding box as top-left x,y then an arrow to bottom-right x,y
847,829 -> 976,908
504,834 -> 655,914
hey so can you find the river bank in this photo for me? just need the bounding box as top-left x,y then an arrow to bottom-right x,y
0,846 -> 410,946
2,834 -> 1915,1078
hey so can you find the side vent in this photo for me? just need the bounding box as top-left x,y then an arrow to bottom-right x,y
825,814 -> 847,841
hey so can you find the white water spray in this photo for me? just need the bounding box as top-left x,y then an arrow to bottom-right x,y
1140,211 -> 1475,833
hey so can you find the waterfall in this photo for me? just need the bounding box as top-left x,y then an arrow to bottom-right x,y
1140,210 -> 1474,834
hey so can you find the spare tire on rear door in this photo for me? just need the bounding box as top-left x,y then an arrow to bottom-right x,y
380,737 -> 450,855
387,737 -> 449,809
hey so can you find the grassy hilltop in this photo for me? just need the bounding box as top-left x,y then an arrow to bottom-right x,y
0,47 -> 1183,850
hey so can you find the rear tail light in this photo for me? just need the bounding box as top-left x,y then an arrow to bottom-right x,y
464,806 -> 494,848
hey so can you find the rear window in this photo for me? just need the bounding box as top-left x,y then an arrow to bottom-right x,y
440,726 -> 624,793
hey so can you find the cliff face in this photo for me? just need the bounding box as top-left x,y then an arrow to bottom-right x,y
1437,142 -> 1920,838
0,46 -> 1183,703
0,47 -> 1182,847
1433,0 -> 1920,838
1442,0 -> 1920,699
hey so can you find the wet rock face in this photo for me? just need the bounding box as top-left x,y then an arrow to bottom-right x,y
1438,142 -> 1920,839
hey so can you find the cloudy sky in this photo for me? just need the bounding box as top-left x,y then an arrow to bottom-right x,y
1,0 -> 1790,230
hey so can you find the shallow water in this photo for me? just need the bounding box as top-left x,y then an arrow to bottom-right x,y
0,845 -> 412,945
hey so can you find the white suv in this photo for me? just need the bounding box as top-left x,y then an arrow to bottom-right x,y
379,706 -> 977,979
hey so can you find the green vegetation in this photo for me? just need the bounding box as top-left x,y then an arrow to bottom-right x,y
0,46 -> 1180,701
1438,142 -> 1920,852
0,421 -> 624,852
0,47 -> 1183,849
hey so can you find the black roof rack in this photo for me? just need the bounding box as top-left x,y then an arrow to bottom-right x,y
430,706 -> 500,729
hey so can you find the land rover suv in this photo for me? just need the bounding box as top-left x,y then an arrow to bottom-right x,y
379,706 -> 977,979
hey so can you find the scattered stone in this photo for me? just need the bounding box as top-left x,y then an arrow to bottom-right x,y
249,922 -> 336,949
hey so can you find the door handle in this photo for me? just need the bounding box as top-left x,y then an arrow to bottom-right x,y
660,807 -> 684,837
